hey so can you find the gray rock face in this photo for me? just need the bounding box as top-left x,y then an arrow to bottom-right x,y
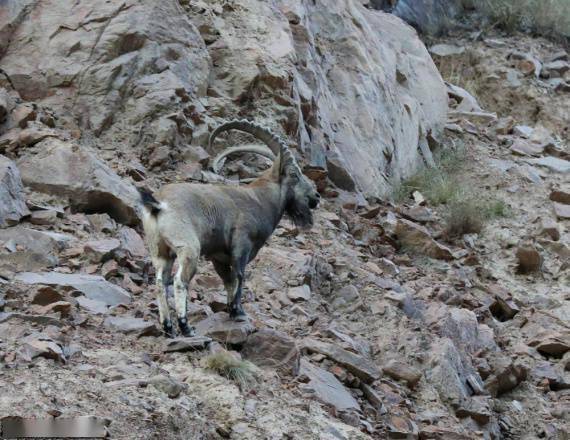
0,0 -> 209,134
17,139 -> 140,225
299,359 -> 360,412
0,155 -> 29,227
14,272 -> 132,307
426,338 -> 481,405
0,0 -> 446,199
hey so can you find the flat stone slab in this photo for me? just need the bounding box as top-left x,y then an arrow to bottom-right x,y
553,202 -> 570,220
14,272 -> 131,307
103,316 -> 160,336
301,338 -> 380,383
163,336 -> 212,352
194,312 -> 254,345
299,359 -> 360,412
526,157 -> 570,173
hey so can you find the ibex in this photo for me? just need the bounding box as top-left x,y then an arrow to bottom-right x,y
140,120 -> 320,337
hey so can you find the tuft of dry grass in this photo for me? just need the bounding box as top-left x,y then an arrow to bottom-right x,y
394,146 -> 466,206
204,351 -> 259,390
477,0 -> 570,40
444,196 -> 510,239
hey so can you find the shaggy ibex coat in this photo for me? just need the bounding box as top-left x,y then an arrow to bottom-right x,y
140,121 -> 320,337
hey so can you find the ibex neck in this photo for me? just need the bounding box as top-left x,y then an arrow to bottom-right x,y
250,181 -> 287,231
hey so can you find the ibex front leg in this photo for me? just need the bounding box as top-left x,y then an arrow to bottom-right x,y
173,247 -> 199,337
229,243 -> 251,322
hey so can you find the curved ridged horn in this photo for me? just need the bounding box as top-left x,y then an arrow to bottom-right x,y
211,144 -> 276,174
208,119 -> 287,157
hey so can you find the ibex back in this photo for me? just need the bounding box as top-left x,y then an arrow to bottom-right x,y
139,120 -> 320,337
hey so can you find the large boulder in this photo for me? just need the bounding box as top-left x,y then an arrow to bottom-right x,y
14,272 -> 132,309
0,155 -> 29,227
17,139 -> 140,225
0,227 -> 73,272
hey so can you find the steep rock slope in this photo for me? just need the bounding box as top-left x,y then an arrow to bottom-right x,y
0,0 -> 446,198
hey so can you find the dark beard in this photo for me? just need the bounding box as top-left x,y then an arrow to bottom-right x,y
285,196 -> 314,230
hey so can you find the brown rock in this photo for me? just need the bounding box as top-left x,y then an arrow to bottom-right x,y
550,189 -> 570,205
31,286 -> 63,305
302,338 -> 380,383
298,359 -> 360,412
242,329 -> 300,375
17,138 -> 140,225
84,238 -> 121,263
456,396 -> 492,424
386,415 -> 419,439
18,333 -> 65,362
29,209 -> 58,225
37,301 -> 72,318
538,218 -> 561,241
516,246 -> 542,273
529,333 -> 570,357
383,359 -> 422,388
86,214 -> 116,233
489,296 -> 520,321
395,219 -> 455,260
101,260 -> 119,279
149,374 -> 187,398
495,116 -> 515,135
484,353 -> 528,397
163,336 -> 212,352
194,312 -> 254,345
10,103 -> 37,128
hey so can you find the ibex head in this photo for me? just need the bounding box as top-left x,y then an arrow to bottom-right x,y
210,119 -> 320,229
278,146 -> 320,229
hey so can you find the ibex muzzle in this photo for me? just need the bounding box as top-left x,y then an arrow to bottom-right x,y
139,120 -> 320,337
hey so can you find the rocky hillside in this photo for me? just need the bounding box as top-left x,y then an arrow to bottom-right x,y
1,1 -> 569,439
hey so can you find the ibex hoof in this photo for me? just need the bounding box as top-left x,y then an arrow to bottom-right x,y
178,318 -> 195,337
229,306 -> 248,322
163,320 -> 176,338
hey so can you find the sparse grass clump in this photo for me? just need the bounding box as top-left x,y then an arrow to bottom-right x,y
204,351 -> 259,390
476,0 -> 570,40
395,146 -> 465,206
444,196 -> 510,239
394,145 -> 511,240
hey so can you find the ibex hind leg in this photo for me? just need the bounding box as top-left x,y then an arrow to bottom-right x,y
152,256 -> 175,337
212,259 -> 238,314
173,246 -> 199,337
